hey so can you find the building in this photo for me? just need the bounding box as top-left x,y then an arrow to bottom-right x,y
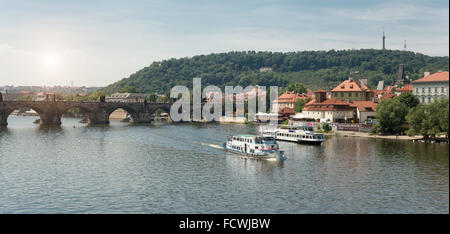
393,64 -> 411,86
331,77 -> 374,101
106,93 -> 148,103
302,89 -> 356,123
259,67 -> 273,72
412,71 -> 449,104
394,84 -> 413,95
302,89 -> 379,123
349,101 -> 377,123
272,91 -> 311,112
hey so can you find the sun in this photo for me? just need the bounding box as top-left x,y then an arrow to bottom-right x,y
41,52 -> 61,72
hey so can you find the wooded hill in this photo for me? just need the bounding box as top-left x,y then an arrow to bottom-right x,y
102,49 -> 449,94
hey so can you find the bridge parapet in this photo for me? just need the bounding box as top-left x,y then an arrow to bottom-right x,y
0,100 -> 172,126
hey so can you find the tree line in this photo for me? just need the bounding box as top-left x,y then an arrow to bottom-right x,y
101,49 -> 448,95
372,93 -> 449,140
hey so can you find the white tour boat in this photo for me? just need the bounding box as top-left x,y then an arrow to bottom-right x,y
262,125 -> 325,145
223,134 -> 286,161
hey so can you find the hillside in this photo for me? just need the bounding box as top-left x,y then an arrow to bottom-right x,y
102,49 -> 449,94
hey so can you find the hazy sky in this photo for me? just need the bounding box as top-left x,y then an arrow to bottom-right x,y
0,0 -> 448,87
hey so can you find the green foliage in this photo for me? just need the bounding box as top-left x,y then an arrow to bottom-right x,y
146,93 -> 158,102
397,92 -> 420,109
294,98 -> 310,112
118,85 -> 139,93
373,98 -> 409,134
406,98 -> 449,139
322,122 -> 331,132
285,83 -> 307,94
101,50 -> 449,94
16,95 -> 34,101
64,91 -> 109,101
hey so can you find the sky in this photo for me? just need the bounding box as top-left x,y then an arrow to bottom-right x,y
0,0 -> 448,87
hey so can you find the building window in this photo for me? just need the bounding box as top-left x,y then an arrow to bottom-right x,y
428,87 -> 431,93
349,93 -> 352,97
422,97 -> 425,103
355,93 -> 358,97
442,87 -> 445,93
416,88 -> 419,94
435,87 -> 438,93
428,97 -> 431,103
422,88 -> 425,93
341,93 -> 343,97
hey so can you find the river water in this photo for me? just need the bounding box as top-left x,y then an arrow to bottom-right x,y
0,116 -> 448,213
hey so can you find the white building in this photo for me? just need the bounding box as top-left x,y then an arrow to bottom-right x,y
412,71 -> 449,104
106,93 -> 148,103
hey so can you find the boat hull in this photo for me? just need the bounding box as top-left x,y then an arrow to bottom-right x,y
277,138 -> 324,145
222,143 -> 286,161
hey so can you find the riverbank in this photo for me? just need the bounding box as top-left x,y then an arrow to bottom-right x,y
323,130 -> 449,142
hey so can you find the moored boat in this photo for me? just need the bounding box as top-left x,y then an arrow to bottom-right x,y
222,134 -> 286,161
262,125 -> 325,145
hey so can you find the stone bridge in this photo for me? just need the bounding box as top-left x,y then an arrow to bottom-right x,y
0,100 -> 172,126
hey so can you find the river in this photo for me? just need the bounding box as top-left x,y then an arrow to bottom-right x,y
0,116 -> 448,213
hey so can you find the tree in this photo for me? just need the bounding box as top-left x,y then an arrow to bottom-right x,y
285,83 -> 307,94
406,98 -> 449,139
397,92 -> 420,109
373,98 -> 409,134
322,122 -> 331,132
146,93 -> 158,102
294,98 -> 310,112
437,98 -> 449,138
119,85 -> 139,93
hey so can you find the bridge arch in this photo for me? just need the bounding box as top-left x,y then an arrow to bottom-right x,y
1,105 -> 45,126
59,105 -> 97,124
107,106 -> 140,123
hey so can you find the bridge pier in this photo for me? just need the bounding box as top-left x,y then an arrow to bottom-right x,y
87,111 -> 110,125
0,104 -> 7,126
131,111 -> 153,124
40,112 -> 62,125
0,113 -> 7,126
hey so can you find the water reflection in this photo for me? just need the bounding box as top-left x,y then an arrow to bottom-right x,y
0,116 -> 448,213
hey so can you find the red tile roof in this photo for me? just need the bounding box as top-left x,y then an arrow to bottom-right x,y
332,79 -> 371,92
350,101 -> 378,112
274,91 -> 310,103
380,93 -> 397,100
396,84 -> 412,92
304,98 -> 354,111
413,71 -> 449,83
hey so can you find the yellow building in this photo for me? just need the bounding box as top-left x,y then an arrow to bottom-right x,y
331,78 -> 374,101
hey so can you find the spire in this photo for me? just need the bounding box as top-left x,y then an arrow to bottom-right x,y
382,32 -> 386,50
403,40 -> 407,51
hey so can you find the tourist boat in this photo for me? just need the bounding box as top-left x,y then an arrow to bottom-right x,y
33,119 -> 40,124
79,117 -> 88,123
262,125 -> 325,145
222,134 -> 286,161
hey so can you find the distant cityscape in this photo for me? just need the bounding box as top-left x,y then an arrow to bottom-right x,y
0,85 -> 102,97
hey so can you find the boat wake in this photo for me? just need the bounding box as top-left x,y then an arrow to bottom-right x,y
199,142 -> 223,150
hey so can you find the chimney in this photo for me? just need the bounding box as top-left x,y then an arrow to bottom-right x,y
314,89 -> 327,103
348,77 -> 353,82
424,71 -> 430,77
